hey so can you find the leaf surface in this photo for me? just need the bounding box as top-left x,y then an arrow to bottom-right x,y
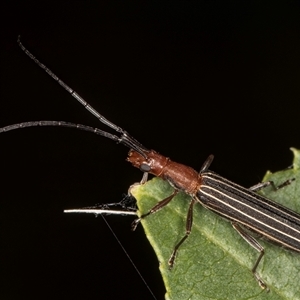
131,148 -> 300,300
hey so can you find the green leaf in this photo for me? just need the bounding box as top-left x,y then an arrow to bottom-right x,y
131,148 -> 300,300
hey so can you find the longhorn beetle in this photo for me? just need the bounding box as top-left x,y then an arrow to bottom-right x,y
1,37 -> 300,290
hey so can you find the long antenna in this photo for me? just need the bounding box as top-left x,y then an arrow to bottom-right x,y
1,37 -> 149,157
2,37 -> 157,299
1,121 -> 123,143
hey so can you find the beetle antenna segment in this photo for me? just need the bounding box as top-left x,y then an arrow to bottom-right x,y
9,36 -> 149,157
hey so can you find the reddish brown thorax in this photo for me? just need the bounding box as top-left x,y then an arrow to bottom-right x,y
127,149 -> 201,195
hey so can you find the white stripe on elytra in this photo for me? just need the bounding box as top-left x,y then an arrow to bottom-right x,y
198,183 -> 300,245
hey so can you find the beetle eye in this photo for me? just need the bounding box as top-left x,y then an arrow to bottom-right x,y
140,163 -> 151,172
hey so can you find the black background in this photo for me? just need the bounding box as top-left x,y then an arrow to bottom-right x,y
1,2 -> 300,299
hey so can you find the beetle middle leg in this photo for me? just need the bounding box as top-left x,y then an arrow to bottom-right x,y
168,198 -> 197,268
